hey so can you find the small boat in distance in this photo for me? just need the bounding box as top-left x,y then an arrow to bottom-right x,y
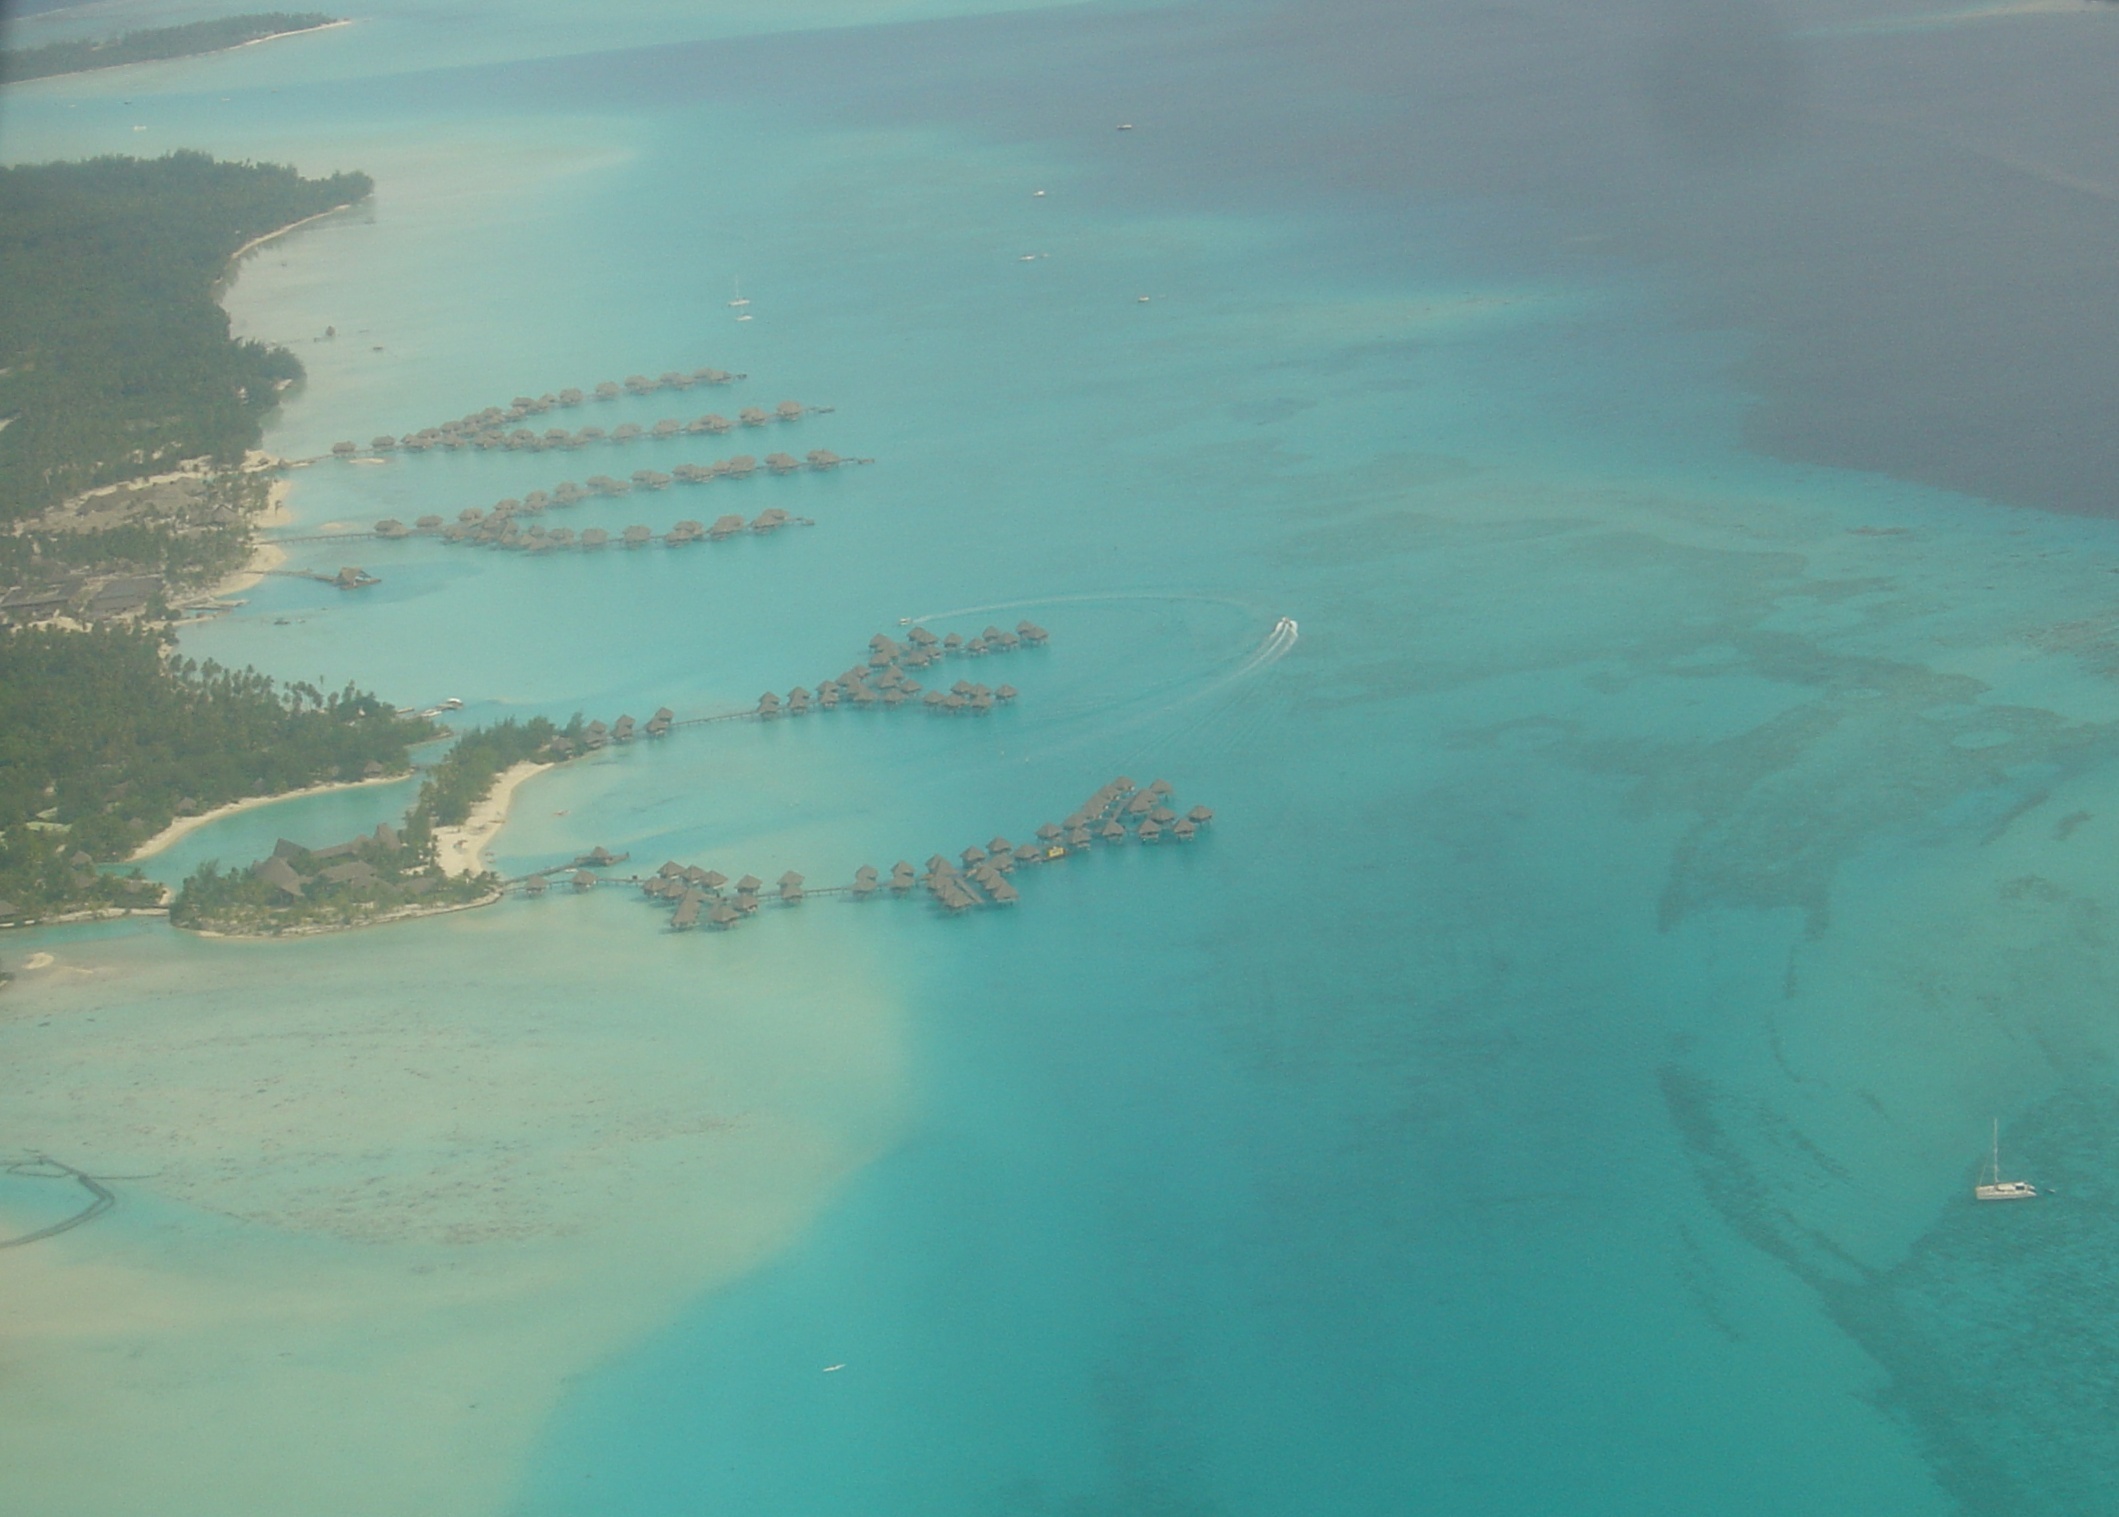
728,277 -> 749,309
1975,1118 -> 2037,1202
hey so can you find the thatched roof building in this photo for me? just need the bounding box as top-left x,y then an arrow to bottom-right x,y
708,900 -> 739,928
1187,806 -> 1214,824
572,870 -> 596,891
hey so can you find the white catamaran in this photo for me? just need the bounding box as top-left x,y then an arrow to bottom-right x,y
1974,1118 -> 2037,1202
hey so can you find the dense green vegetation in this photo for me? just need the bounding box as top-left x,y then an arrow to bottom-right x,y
171,833 -> 493,935
0,151 -> 370,524
405,718 -> 558,837
0,14 -> 338,83
0,623 -> 430,920
0,470 -> 264,597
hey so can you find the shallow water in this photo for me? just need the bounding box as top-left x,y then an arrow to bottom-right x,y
9,2 -> 2119,1513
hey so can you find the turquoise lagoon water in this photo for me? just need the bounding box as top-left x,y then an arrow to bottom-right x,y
12,2 -> 2119,1513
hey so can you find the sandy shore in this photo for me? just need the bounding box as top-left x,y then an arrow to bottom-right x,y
432,762 -> 546,878
130,770 -> 408,862
196,477 -> 293,600
225,197 -> 359,269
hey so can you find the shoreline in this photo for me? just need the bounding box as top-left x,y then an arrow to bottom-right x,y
9,19 -> 356,87
226,199 -> 358,271
130,771 -> 409,862
184,886 -> 505,940
433,761 -> 546,878
202,476 -> 294,600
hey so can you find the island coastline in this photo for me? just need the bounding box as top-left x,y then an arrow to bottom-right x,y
131,769 -> 410,862
433,760 -> 544,878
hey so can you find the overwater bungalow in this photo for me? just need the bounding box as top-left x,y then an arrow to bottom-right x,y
1187,806 -> 1214,825
806,450 -> 843,469
658,860 -> 685,879
581,528 -> 610,549
776,401 -> 805,420
989,878 -> 1021,905
736,873 -> 763,896
332,440 -> 358,457
943,692 -> 966,712
908,626 -> 940,648
636,471 -> 674,492
577,844 -> 624,867
725,455 -> 758,476
890,861 -> 917,890
1067,826 -> 1092,850
709,514 -> 746,540
788,687 -> 812,712
649,707 -> 675,736
922,690 -> 946,708
653,418 -> 682,439
1149,806 -> 1177,825
673,892 -> 703,930
702,870 -> 729,891
544,428 -> 572,447
708,900 -> 740,928
371,435 -> 397,451
987,836 -> 1013,857
697,413 -> 733,433
779,871 -> 805,903
1138,819 -> 1163,842
375,518 -> 408,538
660,371 -> 689,390
738,407 -> 770,426
553,482 -> 586,505
613,423 -> 644,443
850,684 -> 878,706
940,881 -> 978,912
1012,844 -> 1043,864
622,525 -> 653,548
757,691 -> 782,717
695,368 -> 737,385
1127,793 -> 1155,815
943,632 -> 964,651
970,693 -> 993,714
613,715 -> 637,741
547,527 -> 575,547
523,875 -> 549,897
1148,779 -> 1174,797
961,847 -> 988,869
625,374 -> 655,394
1100,820 -> 1125,842
925,854 -> 951,874
1172,819 -> 1198,841
995,685 -> 1018,701
765,452 -> 800,473
668,520 -> 704,545
559,388 -> 585,406
582,721 -> 609,750
1035,823 -> 1063,843
820,688 -> 841,709
752,508 -> 790,532
572,870 -> 597,891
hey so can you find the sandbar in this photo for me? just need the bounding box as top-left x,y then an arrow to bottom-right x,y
432,761 -> 545,877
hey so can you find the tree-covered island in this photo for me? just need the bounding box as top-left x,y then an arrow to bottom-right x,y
0,14 -> 341,84
171,718 -> 570,936
0,623 -> 433,924
0,151 -> 370,620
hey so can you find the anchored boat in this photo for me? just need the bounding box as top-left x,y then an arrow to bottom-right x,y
1974,1118 -> 2037,1202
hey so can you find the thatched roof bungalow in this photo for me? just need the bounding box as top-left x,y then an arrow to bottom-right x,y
709,900 -> 740,928
778,871 -> 805,903
738,407 -> 770,426
572,870 -> 597,891
1187,806 -> 1214,825
776,401 -> 805,420
673,892 -> 703,929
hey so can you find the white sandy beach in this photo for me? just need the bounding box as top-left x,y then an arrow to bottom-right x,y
130,766 -> 407,861
432,761 -> 546,877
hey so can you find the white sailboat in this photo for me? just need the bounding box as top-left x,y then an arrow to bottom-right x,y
1974,1118 -> 2037,1202
727,277 -> 749,309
